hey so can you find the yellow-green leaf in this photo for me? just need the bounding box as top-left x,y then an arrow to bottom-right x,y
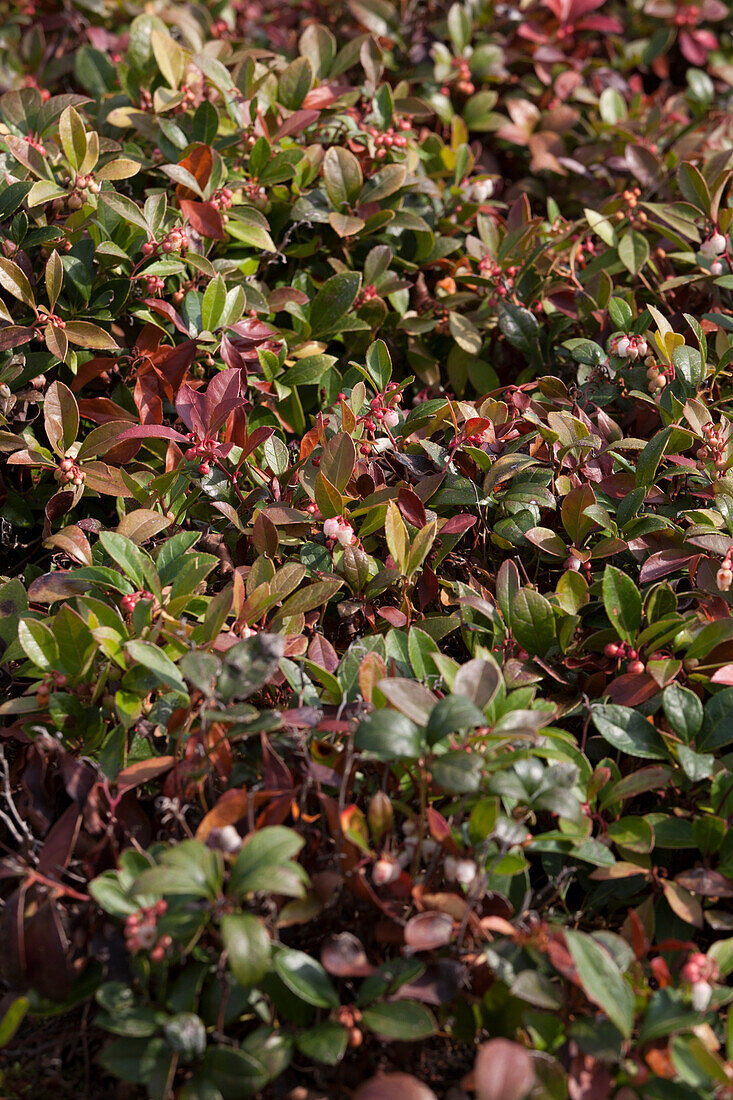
151,28 -> 186,89
385,500 -> 409,574
0,257 -> 35,307
59,105 -> 87,172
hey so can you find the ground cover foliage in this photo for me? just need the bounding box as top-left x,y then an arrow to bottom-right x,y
2,0 -> 733,1096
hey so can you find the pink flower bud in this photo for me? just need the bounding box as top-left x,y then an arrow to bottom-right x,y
701,232 -> 726,257
717,566 -> 733,592
372,857 -> 401,886
453,858 -> 478,885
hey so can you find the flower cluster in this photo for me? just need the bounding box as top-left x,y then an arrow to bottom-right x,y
680,951 -> 720,1011
211,187 -> 234,210
143,274 -> 165,296
124,900 -> 172,962
56,455 -> 84,486
368,120 -> 412,158
604,640 -> 645,674
36,670 -> 68,709
120,590 -> 155,616
372,855 -> 401,886
698,420 -> 728,474
323,515 -> 356,547
611,333 -> 649,359
355,284 -> 378,308
700,232 -> 727,258
184,433 -> 219,476
444,855 -> 478,886
716,548 -> 733,592
142,227 -> 188,257
206,825 -> 243,853
442,57 -> 474,97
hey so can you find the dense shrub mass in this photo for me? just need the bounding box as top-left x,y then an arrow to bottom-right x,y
3,0 -> 733,1096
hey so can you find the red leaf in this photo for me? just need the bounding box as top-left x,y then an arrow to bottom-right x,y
175,143 -> 213,198
426,807 -> 457,850
0,325 -> 34,350
605,672 -> 659,707
180,198 -> 225,240
711,665 -> 733,684
378,606 -> 407,628
355,1074 -> 437,1100
308,634 -> 339,673
440,514 -> 477,536
302,85 -> 349,109
116,756 -> 176,792
474,1039 -> 536,1100
37,804 -> 81,875
118,424 -> 189,443
272,109 -> 320,140
398,487 -> 427,529
321,932 -> 375,977
404,911 -> 454,952
141,297 -> 191,335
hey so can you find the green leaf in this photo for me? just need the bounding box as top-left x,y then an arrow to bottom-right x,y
699,688 -> 733,751
279,56 -> 314,110
323,146 -> 363,208
662,683 -> 703,742
378,678 -> 436,725
431,751 -> 482,793
229,826 -> 305,899
202,273 -> 227,332
592,705 -> 667,760
602,565 -> 641,644
636,426 -> 672,488
273,949 -> 339,1009
134,840 -> 223,900
89,870 -> 139,917
365,339 -> 392,390
98,190 -> 151,235
565,929 -> 634,1038
201,1045 -> 270,1099
355,710 -> 423,760
511,588 -> 555,657
672,345 -> 704,385
124,640 -> 188,696
320,432 -> 355,492
309,272 -> 361,336
99,1037 -> 168,1085
221,913 -> 271,988
426,694 -> 488,745
497,302 -> 539,359
618,230 -> 649,275
447,2 -> 471,51
677,162 -> 711,215
18,618 -> 58,672
599,86 -> 627,124
282,354 -> 336,387
608,297 -> 632,332
296,1023 -> 348,1066
0,997 -> 29,1048
99,531 -> 156,591
361,1001 -> 436,1041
